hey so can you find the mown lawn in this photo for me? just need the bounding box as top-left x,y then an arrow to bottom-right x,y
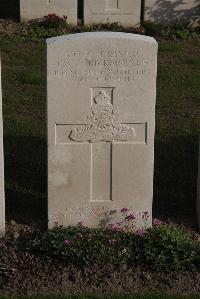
0,34 -> 199,227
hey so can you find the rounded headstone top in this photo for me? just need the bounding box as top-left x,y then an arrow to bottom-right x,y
46,32 -> 157,46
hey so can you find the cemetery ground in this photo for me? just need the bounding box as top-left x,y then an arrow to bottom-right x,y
0,296 -> 197,299
0,296 -> 198,299
0,19 -> 200,296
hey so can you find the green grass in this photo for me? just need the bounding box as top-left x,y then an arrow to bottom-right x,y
0,34 -> 199,227
159,42 -> 182,52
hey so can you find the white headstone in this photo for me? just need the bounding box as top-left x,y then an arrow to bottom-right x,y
47,32 -> 157,229
144,0 -> 200,25
0,59 -> 5,236
20,0 -> 77,25
197,139 -> 200,230
84,0 -> 141,27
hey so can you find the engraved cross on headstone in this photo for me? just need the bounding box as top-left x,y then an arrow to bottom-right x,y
106,0 -> 119,10
56,88 -> 146,202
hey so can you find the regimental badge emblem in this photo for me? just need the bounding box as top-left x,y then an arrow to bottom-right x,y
69,90 -> 135,143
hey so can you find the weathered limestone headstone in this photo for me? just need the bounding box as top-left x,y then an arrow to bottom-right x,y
144,0 -> 200,25
84,0 -> 141,27
20,0 -> 77,24
197,139 -> 200,230
0,59 -> 5,236
47,32 -> 157,229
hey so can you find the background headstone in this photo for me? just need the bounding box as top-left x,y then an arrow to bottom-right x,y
47,32 -> 157,229
144,0 -> 200,25
0,59 -> 5,236
84,0 -> 141,27
197,138 -> 200,230
20,0 -> 77,24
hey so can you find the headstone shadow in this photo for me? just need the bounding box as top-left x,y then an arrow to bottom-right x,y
153,134 -> 199,228
4,135 -> 47,228
0,0 -> 20,21
148,0 -> 200,24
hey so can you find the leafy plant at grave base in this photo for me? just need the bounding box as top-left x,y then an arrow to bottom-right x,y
143,21 -> 200,39
27,14 -> 74,39
24,210 -> 200,272
26,20 -> 144,39
26,15 -> 199,40
137,225 -> 200,271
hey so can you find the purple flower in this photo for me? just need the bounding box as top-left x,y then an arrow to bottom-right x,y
136,229 -> 145,236
64,239 -> 71,245
125,213 -> 136,221
153,218 -> 162,226
121,208 -> 128,213
108,239 -> 117,245
110,224 -> 120,232
78,221 -> 84,228
142,211 -> 150,219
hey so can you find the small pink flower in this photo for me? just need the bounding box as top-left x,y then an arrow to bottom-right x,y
78,221 -> 84,228
64,239 -> 71,245
136,229 -> 145,236
125,213 -> 135,221
108,239 -> 117,245
142,211 -> 150,219
110,224 -> 120,232
153,218 -> 162,226
121,208 -> 128,213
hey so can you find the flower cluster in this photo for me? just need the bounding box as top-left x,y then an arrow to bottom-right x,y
44,14 -> 67,21
153,218 -> 163,226
63,214 -> 163,249
107,208 -> 137,233
29,222 -> 199,271
110,224 -> 121,233
42,14 -> 68,29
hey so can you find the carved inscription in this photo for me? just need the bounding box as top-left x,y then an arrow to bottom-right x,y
49,206 -> 148,221
49,206 -> 116,219
70,90 -> 135,142
51,49 -> 152,83
92,12 -> 132,15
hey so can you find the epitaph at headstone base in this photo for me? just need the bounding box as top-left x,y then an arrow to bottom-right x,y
47,32 -> 157,229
